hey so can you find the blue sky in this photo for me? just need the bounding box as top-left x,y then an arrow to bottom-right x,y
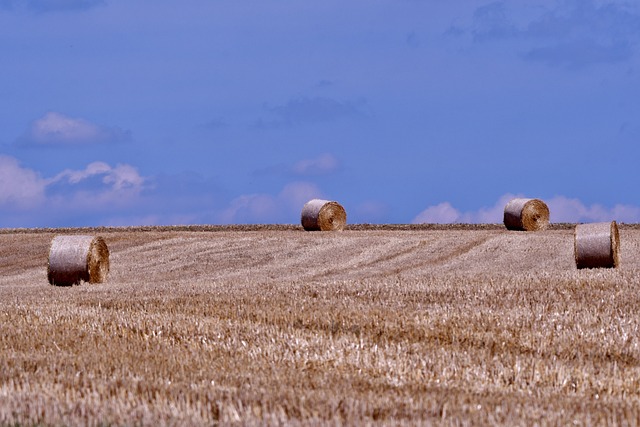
1,0 -> 639,227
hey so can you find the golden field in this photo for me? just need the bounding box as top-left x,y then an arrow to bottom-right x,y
1,224 -> 640,425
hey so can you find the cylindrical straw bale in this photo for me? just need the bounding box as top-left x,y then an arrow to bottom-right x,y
48,235 -> 110,286
301,199 -> 347,231
574,221 -> 620,269
503,198 -> 549,231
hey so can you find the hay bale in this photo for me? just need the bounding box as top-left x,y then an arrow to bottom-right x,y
48,235 -> 110,286
301,199 -> 347,231
503,198 -> 549,231
574,221 -> 620,269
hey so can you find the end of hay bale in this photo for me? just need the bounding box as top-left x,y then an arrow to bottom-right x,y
301,199 -> 347,231
574,221 -> 620,269
503,198 -> 549,231
48,235 -> 110,286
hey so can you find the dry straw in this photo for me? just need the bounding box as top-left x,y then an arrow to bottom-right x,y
574,221 -> 620,269
301,199 -> 347,231
503,198 -> 550,231
48,235 -> 110,286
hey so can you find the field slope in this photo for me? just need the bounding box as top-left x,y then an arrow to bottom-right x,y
1,225 -> 640,425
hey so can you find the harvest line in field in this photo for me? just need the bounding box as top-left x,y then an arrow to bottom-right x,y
0,223 -> 593,235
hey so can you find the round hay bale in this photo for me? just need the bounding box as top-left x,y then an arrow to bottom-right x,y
301,199 -> 347,231
48,235 -> 110,286
503,198 -> 549,231
574,221 -> 620,269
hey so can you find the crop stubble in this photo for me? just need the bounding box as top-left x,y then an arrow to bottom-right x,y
1,226 -> 640,425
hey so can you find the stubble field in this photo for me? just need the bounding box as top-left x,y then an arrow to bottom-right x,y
1,224 -> 640,425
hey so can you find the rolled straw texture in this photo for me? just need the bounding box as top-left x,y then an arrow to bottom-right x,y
503,198 -> 550,231
48,235 -> 110,286
574,221 -> 620,269
301,199 -> 347,231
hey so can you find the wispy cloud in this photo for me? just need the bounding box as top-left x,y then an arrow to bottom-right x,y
451,0 -> 640,68
524,39 -> 632,67
0,155 -> 47,209
523,1 -> 640,68
472,2 -> 518,42
50,162 -> 146,194
292,153 -> 339,176
525,1 -> 640,41
19,112 -> 130,146
413,194 -> 640,224
316,80 -> 334,88
0,0 -> 105,13
254,97 -> 368,129
202,117 -> 228,130
29,0 -> 105,13
218,181 -> 325,224
250,154 -> 340,179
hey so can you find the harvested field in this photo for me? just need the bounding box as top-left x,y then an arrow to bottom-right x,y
2,225 -> 640,425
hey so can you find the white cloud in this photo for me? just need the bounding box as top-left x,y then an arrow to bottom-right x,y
292,153 -> 339,176
102,163 -> 146,190
0,155 -> 47,209
47,161 -> 147,213
51,162 -> 145,192
51,161 -> 112,184
0,155 -> 146,225
413,194 -> 517,224
413,193 -> 640,224
547,196 -> 640,223
412,202 -> 462,224
21,112 -> 129,146
218,181 -> 325,224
